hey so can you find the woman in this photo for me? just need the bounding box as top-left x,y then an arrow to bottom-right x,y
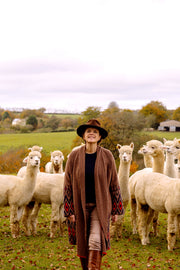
64,119 -> 124,270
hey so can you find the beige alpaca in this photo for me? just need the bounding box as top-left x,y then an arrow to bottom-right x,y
22,172 -> 65,238
138,145 -> 153,168
45,150 -> 64,174
134,171 -> 180,250
0,151 -> 41,238
163,138 -> 176,178
110,142 -> 134,239
129,140 -> 164,235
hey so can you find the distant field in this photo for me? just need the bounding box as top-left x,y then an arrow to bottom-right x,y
0,132 -> 77,154
46,113 -> 80,119
142,131 -> 180,140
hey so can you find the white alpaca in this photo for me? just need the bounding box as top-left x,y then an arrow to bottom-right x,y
163,138 -> 176,178
176,155 -> 180,178
0,151 -> 41,238
110,142 -> 134,239
17,145 -> 42,177
134,171 -> 180,250
129,140 -> 164,235
45,150 -> 64,174
22,172 -> 65,238
138,145 -> 153,168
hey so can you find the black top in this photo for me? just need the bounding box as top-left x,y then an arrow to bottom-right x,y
85,152 -> 97,203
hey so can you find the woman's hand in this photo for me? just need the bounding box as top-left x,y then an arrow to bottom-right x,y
69,215 -> 75,223
111,215 -> 118,223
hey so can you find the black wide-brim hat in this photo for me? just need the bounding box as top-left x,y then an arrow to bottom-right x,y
77,119 -> 108,139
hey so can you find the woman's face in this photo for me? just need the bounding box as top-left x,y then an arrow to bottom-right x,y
83,128 -> 101,144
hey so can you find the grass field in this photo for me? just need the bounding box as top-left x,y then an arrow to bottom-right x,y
0,204 -> 180,269
0,132 -> 77,154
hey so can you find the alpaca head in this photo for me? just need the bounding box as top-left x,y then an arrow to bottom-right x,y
23,151 -> 41,168
117,142 -> 134,163
170,138 -> 180,156
146,140 -> 163,157
138,145 -> 149,155
163,138 -> 174,155
50,150 -> 64,165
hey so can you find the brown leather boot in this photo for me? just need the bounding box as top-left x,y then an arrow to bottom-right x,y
88,250 -> 102,270
80,257 -> 88,270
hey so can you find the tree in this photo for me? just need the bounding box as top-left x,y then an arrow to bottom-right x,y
139,101 -> 168,129
2,111 -> 10,121
172,107 -> 180,121
45,116 -> 60,131
78,106 -> 101,125
26,115 -> 38,130
108,101 -> 119,109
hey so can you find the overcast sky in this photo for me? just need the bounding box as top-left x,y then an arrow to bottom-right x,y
0,0 -> 180,113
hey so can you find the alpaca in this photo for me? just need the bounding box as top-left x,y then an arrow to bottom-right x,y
129,140 -> 164,235
134,171 -> 180,250
110,142 -> 134,239
138,145 -> 153,168
0,151 -> 41,238
163,138 -> 176,178
45,150 -> 64,174
21,172 -> 65,238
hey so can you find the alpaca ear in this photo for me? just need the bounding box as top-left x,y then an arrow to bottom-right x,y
23,156 -> 28,164
40,147 -> 43,152
62,155 -> 64,160
130,142 -> 134,149
163,138 -> 167,143
28,147 -> 32,151
116,144 -> 121,150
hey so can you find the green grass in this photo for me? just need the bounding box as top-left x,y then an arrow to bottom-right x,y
46,114 -> 80,119
142,131 -> 180,141
0,205 -> 180,269
0,132 -> 77,154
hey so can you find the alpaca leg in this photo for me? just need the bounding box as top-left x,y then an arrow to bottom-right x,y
146,208 -> 155,243
152,211 -> 159,236
30,202 -> 41,236
175,215 -> 180,238
21,202 -> 34,236
10,205 -> 20,238
50,202 -> 60,238
130,197 -> 137,234
59,206 -> 65,235
167,213 -> 176,251
137,202 -> 149,245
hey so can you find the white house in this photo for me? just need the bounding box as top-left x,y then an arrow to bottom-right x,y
12,118 -> 26,127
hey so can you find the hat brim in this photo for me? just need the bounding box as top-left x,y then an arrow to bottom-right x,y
77,124 -> 108,139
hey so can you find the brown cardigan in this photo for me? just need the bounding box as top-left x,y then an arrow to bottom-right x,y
64,145 -> 124,257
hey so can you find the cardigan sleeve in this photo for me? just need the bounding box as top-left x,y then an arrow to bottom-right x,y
63,154 -> 75,217
109,152 -> 124,216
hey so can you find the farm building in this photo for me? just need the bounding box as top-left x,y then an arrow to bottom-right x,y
158,120 -> 180,132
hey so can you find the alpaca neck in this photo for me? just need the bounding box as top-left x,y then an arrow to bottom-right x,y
164,153 -> 176,178
23,165 -> 38,192
118,161 -> 131,201
152,151 -> 164,173
144,155 -> 153,168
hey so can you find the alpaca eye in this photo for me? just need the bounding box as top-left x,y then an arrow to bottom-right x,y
176,146 -> 180,149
